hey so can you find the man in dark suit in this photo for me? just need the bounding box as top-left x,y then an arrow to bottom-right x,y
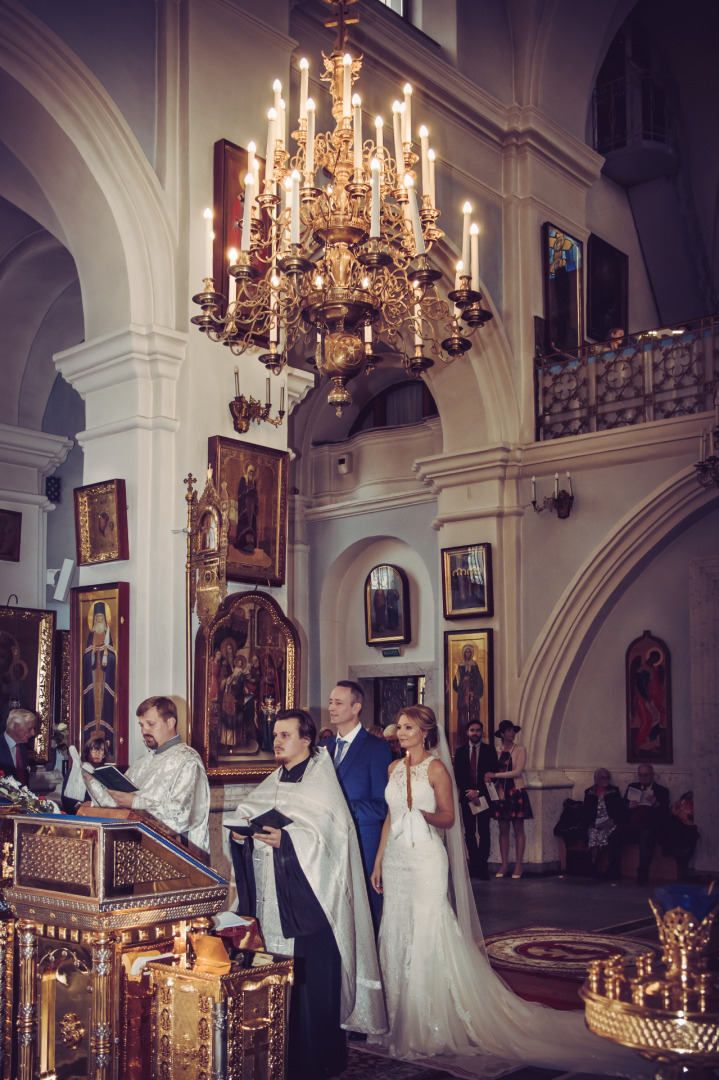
0,708 -> 36,784
622,764 -> 670,885
453,720 -> 498,880
325,682 -> 392,926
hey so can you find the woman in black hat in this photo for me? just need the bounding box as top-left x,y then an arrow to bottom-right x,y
488,720 -> 533,878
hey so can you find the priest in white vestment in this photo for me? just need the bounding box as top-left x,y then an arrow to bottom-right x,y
83,695 -> 211,855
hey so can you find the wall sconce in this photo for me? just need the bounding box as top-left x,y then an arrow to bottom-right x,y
694,420 -> 719,489
532,472 -> 574,519
229,367 -> 285,434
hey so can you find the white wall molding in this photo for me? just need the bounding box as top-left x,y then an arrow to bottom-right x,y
0,423 -> 74,478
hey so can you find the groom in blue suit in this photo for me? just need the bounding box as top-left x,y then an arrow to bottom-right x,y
325,682 -> 392,927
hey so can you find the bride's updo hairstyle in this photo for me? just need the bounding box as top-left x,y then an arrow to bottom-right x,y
398,706 -> 439,811
398,705 -> 439,750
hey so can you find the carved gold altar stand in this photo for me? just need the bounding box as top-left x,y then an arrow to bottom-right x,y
147,939 -> 293,1080
3,812 -> 228,1080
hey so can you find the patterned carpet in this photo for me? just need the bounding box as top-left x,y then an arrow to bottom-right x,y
485,924 -> 661,978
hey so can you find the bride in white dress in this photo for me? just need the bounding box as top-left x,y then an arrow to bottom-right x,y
369,706 -> 650,1078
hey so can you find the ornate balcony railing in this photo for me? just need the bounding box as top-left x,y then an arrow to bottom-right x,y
535,317 -> 719,441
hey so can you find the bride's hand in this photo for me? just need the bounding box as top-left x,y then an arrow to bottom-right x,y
370,863 -> 383,894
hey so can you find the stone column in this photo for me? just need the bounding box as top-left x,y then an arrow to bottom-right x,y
55,326 -> 187,759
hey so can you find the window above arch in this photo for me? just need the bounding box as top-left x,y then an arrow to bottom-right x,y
349,380 -> 438,436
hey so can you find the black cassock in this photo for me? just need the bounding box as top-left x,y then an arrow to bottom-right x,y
232,758 -> 347,1080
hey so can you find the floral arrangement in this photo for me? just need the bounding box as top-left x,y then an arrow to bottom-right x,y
0,771 -> 58,814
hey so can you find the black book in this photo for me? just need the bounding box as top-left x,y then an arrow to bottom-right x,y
90,764 -> 138,794
223,807 -> 293,837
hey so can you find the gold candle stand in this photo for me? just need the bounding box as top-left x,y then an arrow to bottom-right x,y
581,886 -> 719,1080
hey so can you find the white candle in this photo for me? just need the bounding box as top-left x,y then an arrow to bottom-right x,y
266,377 -> 271,405
364,322 -> 372,345
392,101 -> 404,179
419,125 -> 429,197
566,471 -> 573,496
272,78 -> 282,115
252,159 -> 260,212
203,208 -> 213,279
353,93 -> 362,175
247,141 -> 256,181
305,98 -> 315,182
461,202 -> 472,272
375,115 -> 383,152
453,261 -> 462,316
266,107 -> 276,183
403,82 -> 412,143
428,147 -> 436,207
343,53 -> 352,118
290,169 -> 300,245
234,365 -> 240,398
280,385 -> 285,413
404,175 -> 425,255
227,248 -> 236,310
554,472 -> 559,498
531,475 -> 536,502
370,158 -> 381,238
470,222 -> 479,291
299,57 -> 309,120
241,173 -> 254,251
278,97 -> 286,150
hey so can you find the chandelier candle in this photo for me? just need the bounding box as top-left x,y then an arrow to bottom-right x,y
265,108 -> 276,183
393,101 -> 404,178
305,99 -> 315,181
299,58 -> 309,120
375,115 -> 383,153
405,175 -> 426,256
419,126 -> 429,198
428,147 -> 436,207
241,175 -> 254,251
370,158 -> 381,238
461,203 -> 472,273
403,83 -> 412,143
470,223 -> 479,291
353,94 -> 362,175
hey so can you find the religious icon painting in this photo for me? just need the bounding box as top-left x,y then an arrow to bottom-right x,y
69,583 -> 129,767
192,591 -> 300,782
0,509 -> 22,562
625,630 -> 672,764
213,138 -> 267,333
441,543 -> 493,618
73,479 -> 129,566
444,629 -> 493,755
208,436 -> 289,587
542,222 -> 583,353
364,564 -> 410,647
0,604 -> 55,765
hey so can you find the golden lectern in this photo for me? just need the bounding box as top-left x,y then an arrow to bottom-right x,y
3,812 -> 228,1080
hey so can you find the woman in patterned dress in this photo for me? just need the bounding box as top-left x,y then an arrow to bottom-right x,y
488,719 -> 533,878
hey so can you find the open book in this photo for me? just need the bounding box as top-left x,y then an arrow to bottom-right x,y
83,763 -> 138,794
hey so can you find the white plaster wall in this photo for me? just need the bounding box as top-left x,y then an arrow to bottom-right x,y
560,507 -> 719,777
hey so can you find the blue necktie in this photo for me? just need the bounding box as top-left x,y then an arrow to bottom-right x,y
334,739 -> 347,769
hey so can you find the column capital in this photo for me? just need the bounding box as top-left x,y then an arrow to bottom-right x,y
54,324 -> 187,397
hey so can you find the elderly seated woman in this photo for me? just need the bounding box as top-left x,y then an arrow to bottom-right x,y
583,767 -> 624,879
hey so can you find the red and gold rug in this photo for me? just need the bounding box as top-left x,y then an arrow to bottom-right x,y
486,924 -> 660,978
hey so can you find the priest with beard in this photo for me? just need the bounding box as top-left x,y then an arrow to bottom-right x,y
227,709 -> 386,1080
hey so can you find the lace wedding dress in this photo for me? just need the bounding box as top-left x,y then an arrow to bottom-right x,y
369,755 -> 650,1078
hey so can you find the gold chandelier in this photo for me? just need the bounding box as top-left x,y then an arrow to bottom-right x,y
192,1 -> 492,416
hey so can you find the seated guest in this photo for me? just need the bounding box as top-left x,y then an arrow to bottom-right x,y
83,696 -> 211,855
0,708 -> 36,784
621,764 -> 669,885
583,768 -> 623,879
663,791 -> 699,881
382,723 -> 402,759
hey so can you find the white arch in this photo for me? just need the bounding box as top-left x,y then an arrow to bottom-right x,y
0,0 -> 178,336
519,468 -> 719,768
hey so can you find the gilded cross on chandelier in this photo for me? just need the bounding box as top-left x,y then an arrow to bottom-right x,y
323,0 -> 359,52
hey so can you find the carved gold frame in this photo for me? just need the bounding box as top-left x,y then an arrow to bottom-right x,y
0,605 -> 55,765
74,479 -> 129,567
